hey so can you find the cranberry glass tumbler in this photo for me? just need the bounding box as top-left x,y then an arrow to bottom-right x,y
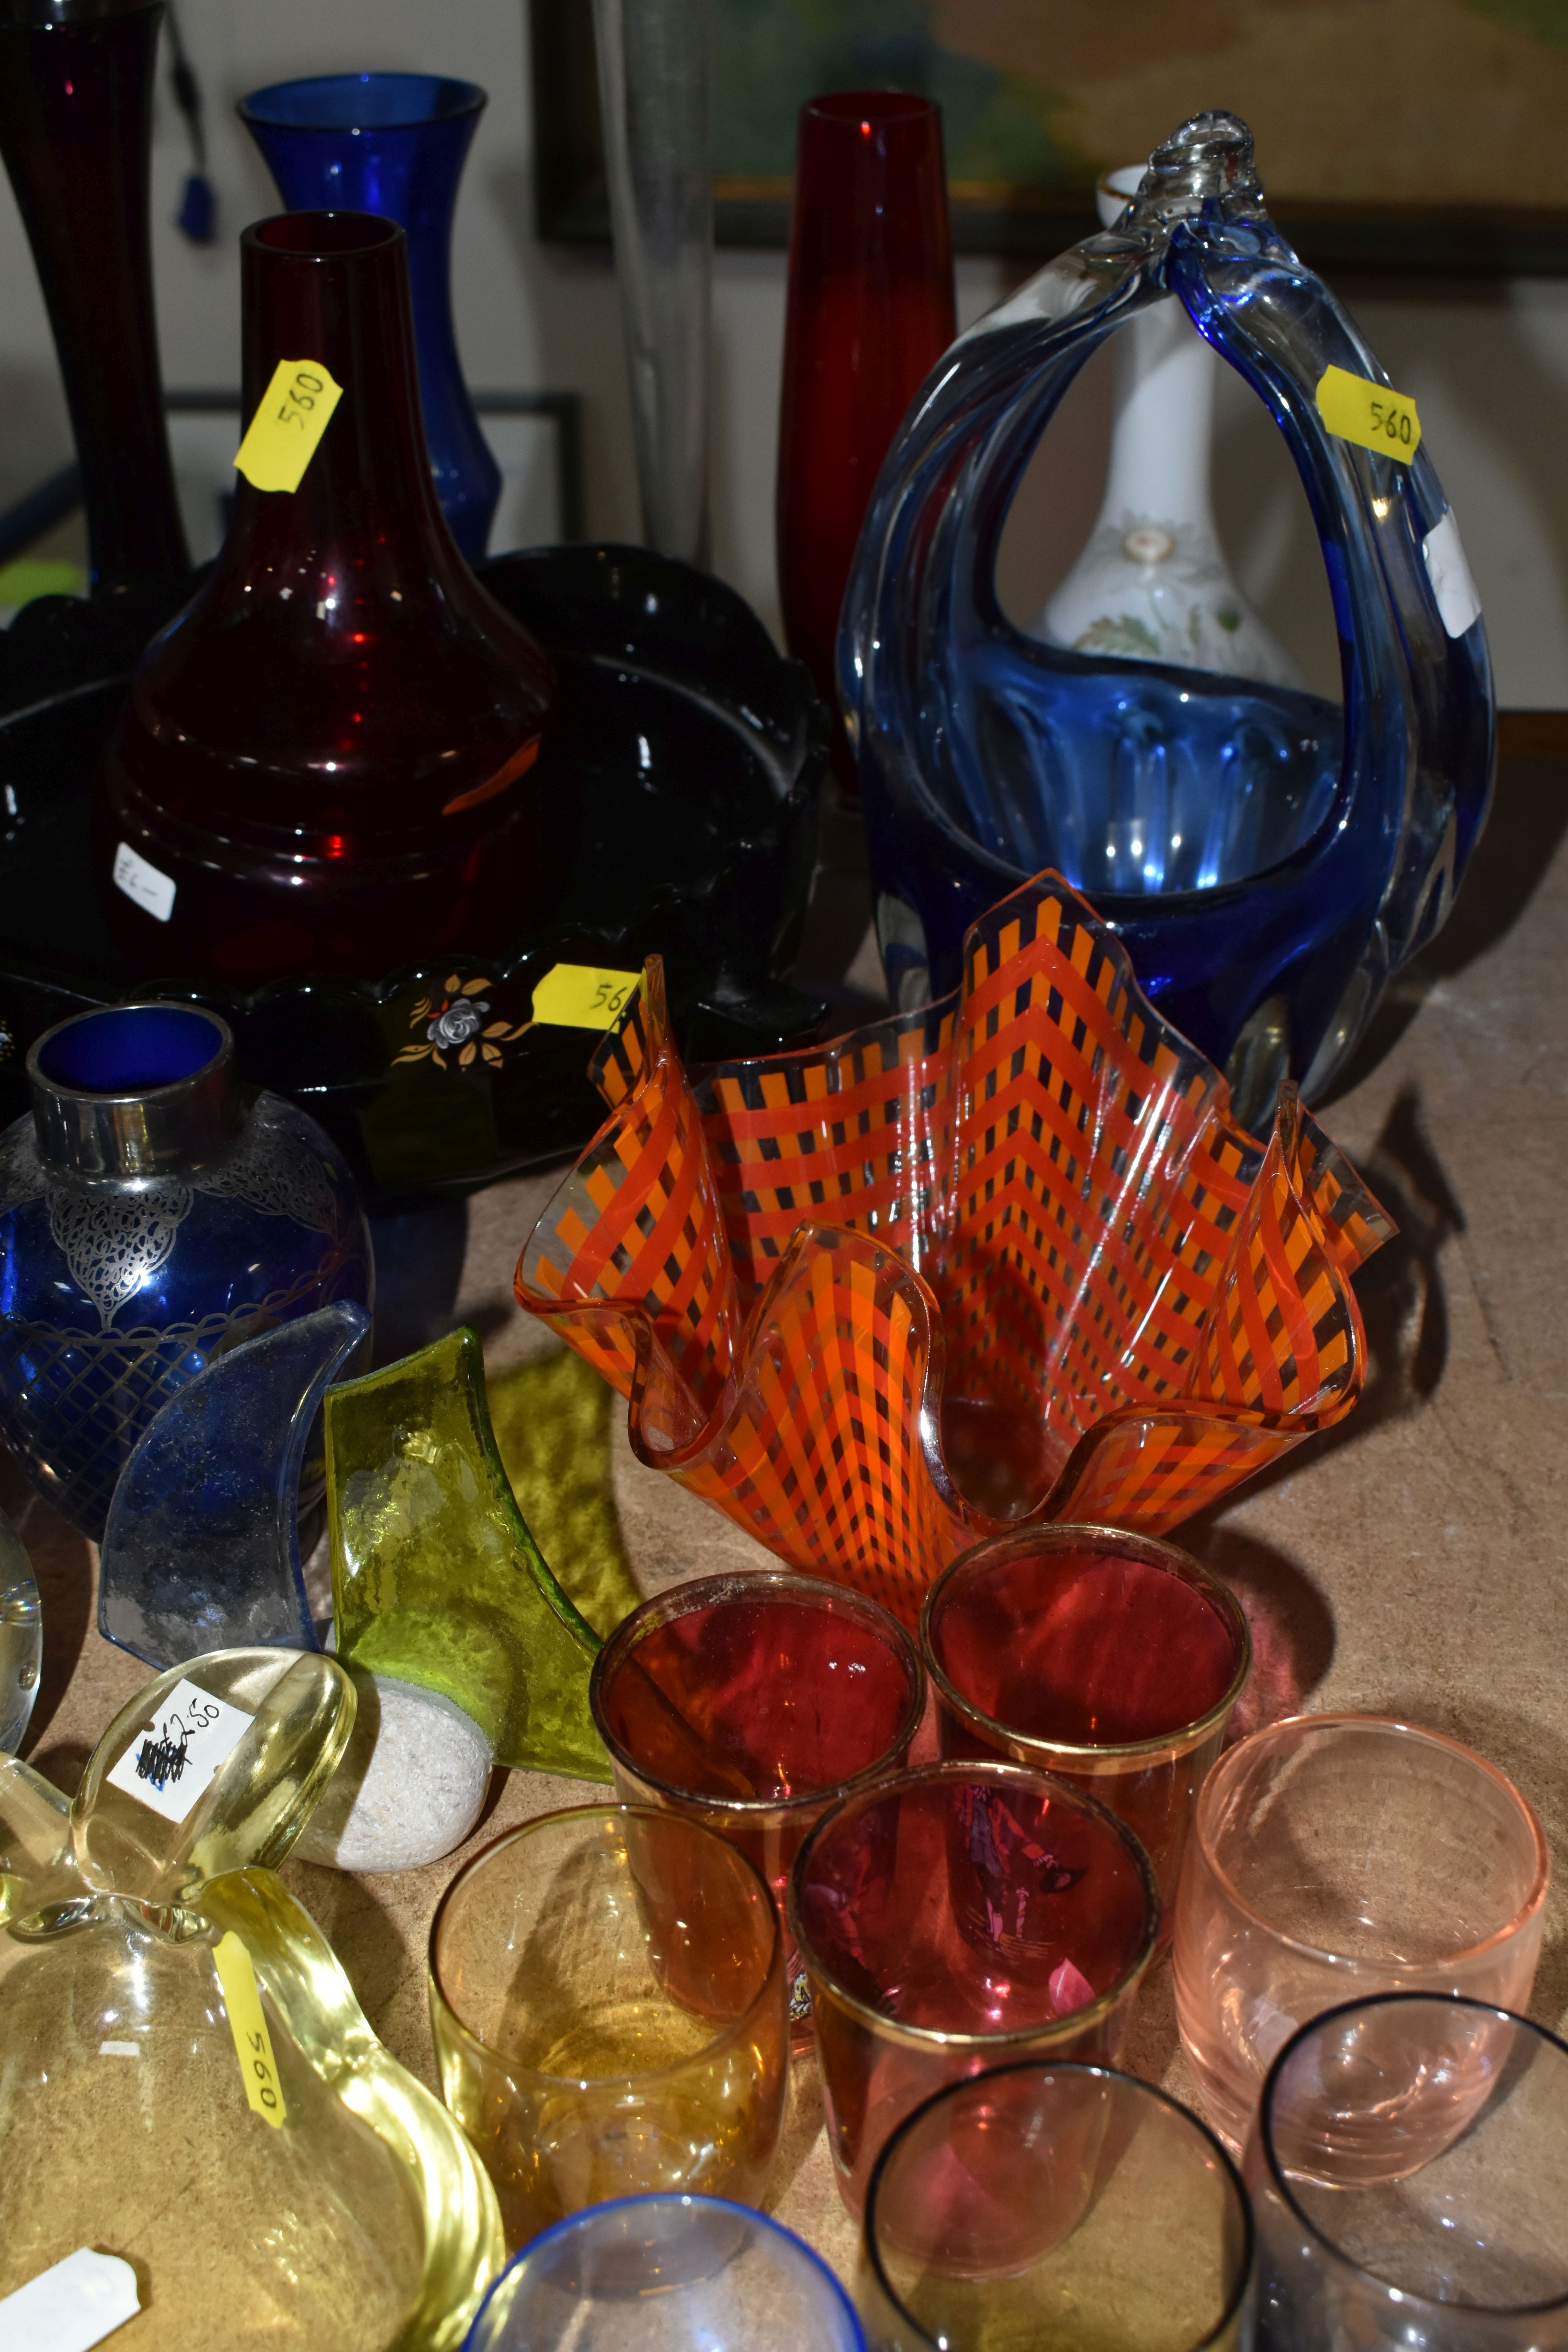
789,1760 -> 1158,2216
97,211 -> 555,986
922,1526 -> 1250,1934
777,93 -> 955,791
590,1570 -> 924,2037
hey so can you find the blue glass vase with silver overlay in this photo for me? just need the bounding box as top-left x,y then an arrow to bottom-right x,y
0,1003 -> 373,1541
240,71 -> 501,562
838,111 -> 1494,1131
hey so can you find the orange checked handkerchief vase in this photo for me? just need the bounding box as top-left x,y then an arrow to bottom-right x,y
515,873 -> 1392,1627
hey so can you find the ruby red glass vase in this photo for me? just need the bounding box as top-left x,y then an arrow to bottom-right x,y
0,0 -> 187,581
776,92 -> 956,792
96,210 -> 555,986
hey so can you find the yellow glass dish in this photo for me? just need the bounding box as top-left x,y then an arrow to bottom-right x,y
0,1646 -> 505,2348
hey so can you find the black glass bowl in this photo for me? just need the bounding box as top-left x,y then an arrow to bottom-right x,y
0,545 -> 828,1204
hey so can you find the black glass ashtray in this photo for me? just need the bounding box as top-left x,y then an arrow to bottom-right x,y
0,544 -> 828,1204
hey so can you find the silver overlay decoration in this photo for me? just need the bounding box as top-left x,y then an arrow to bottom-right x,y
47,1178 -> 193,1330
0,1095 -> 345,1332
193,1097 -> 339,1236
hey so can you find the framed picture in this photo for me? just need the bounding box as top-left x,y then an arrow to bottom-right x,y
531,0 -> 1568,273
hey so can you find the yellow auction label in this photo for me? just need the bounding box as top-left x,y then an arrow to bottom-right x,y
213,1931 -> 287,2129
1315,365 -> 1421,463
531,963 -> 642,1031
234,359 -> 343,493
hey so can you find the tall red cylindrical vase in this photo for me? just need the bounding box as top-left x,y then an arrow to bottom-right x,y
96,210 -> 555,985
0,0 -> 188,581
776,93 -> 956,794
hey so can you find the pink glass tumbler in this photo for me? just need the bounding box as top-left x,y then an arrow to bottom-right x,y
777,91 -> 956,793
589,1569 -> 924,2041
788,1759 -> 1159,2216
922,1524 -> 1250,1939
1174,1715 -> 1549,2154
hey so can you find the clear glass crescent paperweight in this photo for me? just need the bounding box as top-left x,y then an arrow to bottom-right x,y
98,1303 -> 370,1667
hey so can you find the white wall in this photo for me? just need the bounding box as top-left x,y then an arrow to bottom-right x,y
1,0 -> 1566,702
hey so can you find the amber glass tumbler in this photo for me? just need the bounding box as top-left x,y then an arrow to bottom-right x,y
590,1568 -> 924,2036
922,1524 -> 1249,1936
1247,1995 -> 1568,2345
789,1760 -> 1158,2216
1174,1716 -> 1549,2153
776,92 -> 955,791
430,1806 -> 788,2249
860,2061 -> 1254,2351
98,209 -> 554,985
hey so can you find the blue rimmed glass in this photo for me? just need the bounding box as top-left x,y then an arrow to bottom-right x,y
463,2194 -> 866,2350
240,72 -> 501,561
838,111 -> 1493,1132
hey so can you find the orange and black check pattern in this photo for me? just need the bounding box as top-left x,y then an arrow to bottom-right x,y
516,872 -> 1394,1626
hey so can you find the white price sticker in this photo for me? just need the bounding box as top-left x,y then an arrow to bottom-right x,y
104,1675 -> 255,1826
0,2248 -> 140,2350
1422,510 -> 1482,639
112,840 -> 176,923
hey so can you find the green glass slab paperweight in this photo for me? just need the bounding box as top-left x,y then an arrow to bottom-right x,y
487,1348 -> 642,1641
0,1647 -> 504,2348
325,1328 -> 609,1779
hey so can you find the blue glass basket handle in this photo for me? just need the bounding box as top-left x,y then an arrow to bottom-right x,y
839,111 -> 1494,1112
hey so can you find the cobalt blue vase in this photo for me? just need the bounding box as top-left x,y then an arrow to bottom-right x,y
0,1002 -> 374,1541
839,111 -> 1495,1132
239,71 -> 501,562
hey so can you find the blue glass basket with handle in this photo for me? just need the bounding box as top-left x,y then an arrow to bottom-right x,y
838,111 -> 1494,1131
240,72 -> 501,563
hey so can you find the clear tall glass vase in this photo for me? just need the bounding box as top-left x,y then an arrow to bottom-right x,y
589,0 -> 712,566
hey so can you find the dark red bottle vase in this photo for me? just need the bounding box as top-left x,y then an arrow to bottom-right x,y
776,93 -> 956,794
0,0 -> 188,580
96,211 -> 555,985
